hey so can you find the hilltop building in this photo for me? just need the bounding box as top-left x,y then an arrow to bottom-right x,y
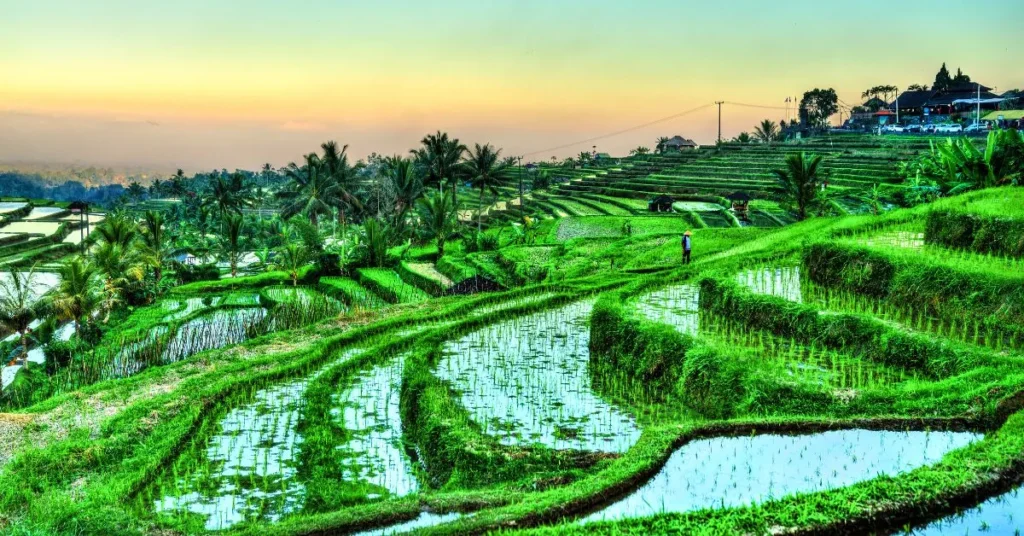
890,83 -> 1004,123
662,136 -> 699,151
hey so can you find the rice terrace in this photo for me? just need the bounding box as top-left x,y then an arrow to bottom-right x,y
2,2 -> 1024,535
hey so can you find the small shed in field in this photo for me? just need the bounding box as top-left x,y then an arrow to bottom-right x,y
727,191 -> 751,219
648,195 -> 675,212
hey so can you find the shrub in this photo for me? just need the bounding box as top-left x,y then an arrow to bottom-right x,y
925,209 -> 1024,258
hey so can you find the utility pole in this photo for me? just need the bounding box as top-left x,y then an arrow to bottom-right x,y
517,156 -> 524,218
715,101 -> 724,143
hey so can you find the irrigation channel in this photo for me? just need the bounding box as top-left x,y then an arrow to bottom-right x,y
582,429 -> 981,523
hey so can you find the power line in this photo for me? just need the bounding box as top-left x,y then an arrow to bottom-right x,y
724,101 -> 790,111
522,103 -> 715,157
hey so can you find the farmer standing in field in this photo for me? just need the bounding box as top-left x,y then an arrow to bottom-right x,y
682,230 -> 692,265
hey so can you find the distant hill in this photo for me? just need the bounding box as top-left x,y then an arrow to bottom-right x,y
0,172 -> 126,204
0,162 -> 174,188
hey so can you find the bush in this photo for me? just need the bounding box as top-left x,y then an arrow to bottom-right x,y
172,262 -> 220,284
925,209 -> 1024,258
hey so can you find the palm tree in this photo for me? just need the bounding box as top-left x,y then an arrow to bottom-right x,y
411,131 -> 467,205
274,243 -> 310,286
93,242 -> 145,322
655,137 -> 671,155
362,217 -> 393,268
416,192 -> 458,257
319,141 -> 362,234
0,267 -> 39,368
126,182 -> 146,202
204,173 -> 252,219
280,154 -> 336,228
630,146 -> 651,156
51,257 -> 100,339
773,152 -> 824,221
139,211 -> 170,285
169,169 -> 187,198
219,213 -> 245,278
384,157 -> 423,224
464,143 -> 508,232
754,119 -> 780,145
94,214 -> 139,249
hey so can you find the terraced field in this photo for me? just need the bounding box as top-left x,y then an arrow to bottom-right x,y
2,186 -> 1023,536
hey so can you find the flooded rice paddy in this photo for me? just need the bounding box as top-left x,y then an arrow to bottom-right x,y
585,429 -> 981,523
906,485 -> 1023,535
438,300 -> 642,452
330,355 -> 419,497
152,347 -> 367,529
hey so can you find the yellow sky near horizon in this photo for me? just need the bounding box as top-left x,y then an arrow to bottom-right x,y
2,0 -> 1022,172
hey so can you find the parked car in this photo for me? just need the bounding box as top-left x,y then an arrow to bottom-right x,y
904,124 -> 923,133
881,124 -> 904,133
963,123 -> 987,133
934,123 -> 963,134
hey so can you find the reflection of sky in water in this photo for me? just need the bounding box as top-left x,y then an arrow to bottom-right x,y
908,486 -> 1023,535
634,284 -> 699,336
586,430 -> 980,523
155,347 -> 364,530
351,512 -> 462,536
439,300 -> 642,452
735,266 -> 802,303
332,355 -> 419,497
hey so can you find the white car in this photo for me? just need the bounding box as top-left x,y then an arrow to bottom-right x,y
934,124 -> 963,134
881,124 -> 904,133
963,123 -> 987,133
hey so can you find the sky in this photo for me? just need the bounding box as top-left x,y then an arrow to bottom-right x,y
2,0 -> 1022,174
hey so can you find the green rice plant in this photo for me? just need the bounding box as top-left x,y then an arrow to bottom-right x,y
356,268 -> 431,304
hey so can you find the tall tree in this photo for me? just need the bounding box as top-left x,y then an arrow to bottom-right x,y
0,267 -> 39,368
411,131 -> 466,205
415,192 -> 458,257
384,157 -> 423,225
319,141 -> 362,235
934,63 -> 953,92
773,152 -> 824,221
464,143 -> 508,232
51,257 -> 100,339
139,211 -> 170,285
280,154 -> 336,228
799,89 -> 839,128
93,242 -> 144,322
753,119 -> 780,145
219,213 -> 246,278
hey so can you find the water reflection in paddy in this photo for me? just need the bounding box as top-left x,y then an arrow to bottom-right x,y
585,429 -> 980,523
906,485 -> 1023,535
439,300 -> 642,452
332,355 -> 419,497
153,347 -> 365,530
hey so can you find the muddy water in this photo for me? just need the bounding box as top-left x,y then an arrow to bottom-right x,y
331,355 -> 418,497
906,486 -> 1023,535
153,346 -> 365,530
439,300 -> 642,452
584,429 -> 980,523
